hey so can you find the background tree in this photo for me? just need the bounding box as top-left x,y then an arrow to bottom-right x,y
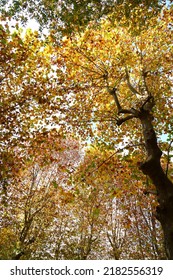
0,20 -> 66,193
0,142 -> 165,259
73,146 -> 166,259
0,133 -> 81,259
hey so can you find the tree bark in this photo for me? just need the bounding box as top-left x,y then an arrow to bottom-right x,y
109,86 -> 173,259
138,109 -> 173,259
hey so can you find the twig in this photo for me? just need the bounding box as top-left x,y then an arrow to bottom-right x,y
125,66 -> 141,96
80,143 -> 145,181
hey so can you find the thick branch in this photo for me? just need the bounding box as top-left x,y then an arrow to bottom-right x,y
116,115 -> 136,126
141,96 -> 155,112
107,86 -> 140,125
107,87 -> 122,112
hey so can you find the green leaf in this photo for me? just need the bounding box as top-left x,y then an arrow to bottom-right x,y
52,180 -> 58,188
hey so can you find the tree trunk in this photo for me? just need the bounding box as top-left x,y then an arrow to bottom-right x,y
138,110 -> 173,259
108,87 -> 173,259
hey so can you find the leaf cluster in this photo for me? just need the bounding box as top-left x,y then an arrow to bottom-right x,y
0,0 -> 167,35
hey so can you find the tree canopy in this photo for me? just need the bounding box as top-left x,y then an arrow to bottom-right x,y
0,0 -> 173,259
0,0 -> 168,34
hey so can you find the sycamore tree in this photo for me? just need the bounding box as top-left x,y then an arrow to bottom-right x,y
49,8 -> 173,258
1,1 -> 173,259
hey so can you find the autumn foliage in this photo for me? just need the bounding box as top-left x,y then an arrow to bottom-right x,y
0,2 -> 173,259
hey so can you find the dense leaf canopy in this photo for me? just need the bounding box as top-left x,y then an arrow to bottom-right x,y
0,0 -> 168,34
0,0 -> 173,260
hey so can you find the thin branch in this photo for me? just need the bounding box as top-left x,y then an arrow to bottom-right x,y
75,47 -> 105,74
73,61 -> 104,76
141,69 -> 151,96
125,66 -> 141,96
80,143 -> 145,181
106,83 -> 140,124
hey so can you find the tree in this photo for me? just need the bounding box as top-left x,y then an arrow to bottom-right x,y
0,133 -> 81,259
0,20 -> 65,189
49,8 -> 173,258
1,2 -> 173,259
